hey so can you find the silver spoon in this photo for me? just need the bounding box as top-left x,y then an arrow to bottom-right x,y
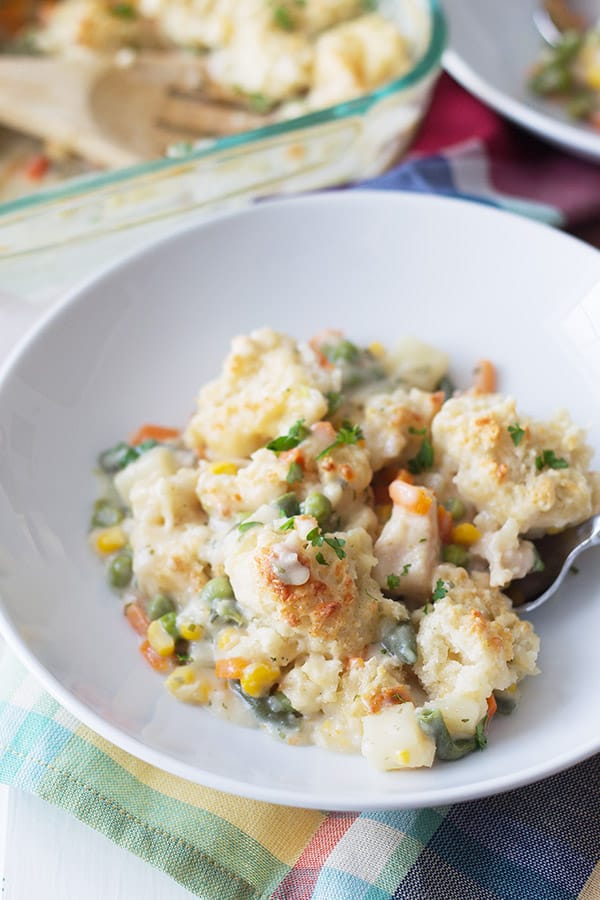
533,0 -> 596,45
505,513 -> 600,612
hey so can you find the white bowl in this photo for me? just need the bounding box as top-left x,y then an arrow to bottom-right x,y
444,0 -> 600,161
1,191 -> 599,810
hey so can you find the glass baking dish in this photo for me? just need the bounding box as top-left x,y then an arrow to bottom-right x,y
0,0 -> 445,259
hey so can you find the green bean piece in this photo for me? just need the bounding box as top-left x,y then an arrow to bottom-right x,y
200,575 -> 235,604
276,492 -> 301,518
147,594 -> 175,621
159,611 -> 179,637
530,62 -> 573,95
382,622 -> 418,665
493,688 -> 519,716
442,544 -> 470,568
107,550 -> 133,589
98,442 -> 139,473
211,597 -> 245,626
436,375 -> 455,401
91,498 -> 123,529
137,438 -> 159,453
300,492 -> 332,525
416,708 -> 479,760
444,497 -> 465,521
232,683 -> 301,730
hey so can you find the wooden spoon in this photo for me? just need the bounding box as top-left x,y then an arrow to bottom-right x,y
0,53 -> 271,167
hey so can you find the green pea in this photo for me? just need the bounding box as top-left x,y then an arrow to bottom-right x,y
211,598 -> 244,626
276,492 -> 300,518
98,442 -> 138,473
300,492 -> 332,525
530,62 -> 573,95
444,497 -> 465,521
147,594 -> 175,621
91,498 -> 123,529
382,622 -> 417,665
108,550 -> 132,588
442,544 -> 469,568
416,708 -> 478,761
159,611 -> 178,637
200,576 -> 234,604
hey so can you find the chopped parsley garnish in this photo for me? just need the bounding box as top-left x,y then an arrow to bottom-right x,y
570,565 -> 580,575
407,438 -> 434,474
306,527 -> 346,560
535,449 -> 569,471
246,92 -> 272,113
387,574 -> 401,591
279,518 -> 296,532
238,520 -> 261,533
316,420 -> 364,460
322,339 -> 359,364
273,4 -> 295,30
325,391 -> 343,417
432,578 -> 449,601
408,426 -> 427,436
286,461 -> 304,484
401,563 -> 412,576
315,552 -> 329,566
508,423 -> 526,446
266,419 -> 308,454
110,2 -> 138,18
324,535 -> 346,559
361,0 -> 376,9
306,526 -> 323,547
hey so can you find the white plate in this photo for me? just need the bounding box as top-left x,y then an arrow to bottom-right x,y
1,191 -> 599,810
443,0 -> 600,161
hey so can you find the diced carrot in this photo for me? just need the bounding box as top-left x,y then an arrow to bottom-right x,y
215,657 -> 249,679
280,447 -> 304,465
389,479 -> 432,515
437,505 -> 454,544
396,469 -> 415,485
473,359 -> 497,394
369,685 -> 412,713
130,423 -> 181,446
486,694 -> 498,722
24,154 -> 50,181
125,602 -> 150,637
140,640 -> 174,673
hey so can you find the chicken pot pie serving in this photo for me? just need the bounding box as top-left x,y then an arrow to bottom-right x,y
89,328 -> 599,770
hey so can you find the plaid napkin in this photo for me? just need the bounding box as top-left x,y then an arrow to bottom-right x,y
1,74 -> 600,900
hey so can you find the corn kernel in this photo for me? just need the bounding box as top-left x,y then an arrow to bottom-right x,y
147,619 -> 175,657
166,664 -> 196,687
368,341 -> 386,358
585,63 -> 600,90
397,750 -> 411,765
216,627 -> 239,650
95,526 -> 126,554
179,622 -> 204,641
209,461 -> 238,475
240,661 -> 280,698
451,523 -> 481,546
